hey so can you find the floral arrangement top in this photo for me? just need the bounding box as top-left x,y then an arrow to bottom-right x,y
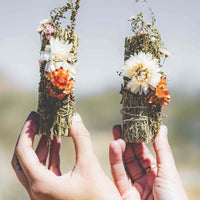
120,0 -> 171,143
37,0 -> 80,139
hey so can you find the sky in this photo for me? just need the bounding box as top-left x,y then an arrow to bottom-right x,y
0,0 -> 200,97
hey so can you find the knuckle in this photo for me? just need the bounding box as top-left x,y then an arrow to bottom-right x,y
80,130 -> 90,137
77,126 -> 89,136
76,131 -> 90,139
113,173 -> 128,184
15,145 -> 23,158
157,143 -> 171,155
125,155 -> 136,165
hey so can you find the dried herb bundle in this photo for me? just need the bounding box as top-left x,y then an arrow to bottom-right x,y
121,2 -> 170,143
37,0 -> 80,139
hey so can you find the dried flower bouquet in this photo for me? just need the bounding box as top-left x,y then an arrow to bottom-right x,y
37,0 -> 80,139
121,1 -> 171,143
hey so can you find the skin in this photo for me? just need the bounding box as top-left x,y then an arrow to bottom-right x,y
12,111 -> 188,200
12,112 -> 121,200
109,125 -> 189,200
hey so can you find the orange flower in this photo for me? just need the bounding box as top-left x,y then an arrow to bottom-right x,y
148,77 -> 171,108
45,67 -> 74,100
46,83 -> 67,101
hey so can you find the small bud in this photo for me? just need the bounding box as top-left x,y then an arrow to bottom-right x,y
160,49 -> 164,55
37,26 -> 43,33
165,51 -> 171,58
140,30 -> 147,35
151,37 -> 156,42
128,16 -> 135,21
160,49 -> 171,57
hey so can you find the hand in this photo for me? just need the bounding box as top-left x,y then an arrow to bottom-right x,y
109,125 -> 188,200
12,112 -> 121,200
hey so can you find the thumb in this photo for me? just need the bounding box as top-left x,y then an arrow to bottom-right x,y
153,125 -> 177,177
70,113 -> 94,165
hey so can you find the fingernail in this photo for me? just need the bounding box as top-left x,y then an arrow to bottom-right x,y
113,124 -> 121,132
72,113 -> 82,122
25,112 -> 40,134
26,111 -> 40,121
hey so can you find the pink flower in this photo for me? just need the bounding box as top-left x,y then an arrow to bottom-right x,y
46,34 -> 53,40
44,24 -> 55,34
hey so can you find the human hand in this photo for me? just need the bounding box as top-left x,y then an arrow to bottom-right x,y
12,112 -> 121,200
109,125 -> 188,200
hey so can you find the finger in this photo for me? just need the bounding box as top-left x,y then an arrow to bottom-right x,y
70,113 -> 95,165
113,125 -> 141,178
131,143 -> 156,199
147,193 -> 154,200
141,184 -> 153,200
16,112 -> 44,181
113,124 -> 156,180
113,124 -> 144,180
123,143 -> 144,180
48,136 -> 61,176
153,125 -> 177,177
130,142 -> 156,176
11,153 -> 29,191
35,135 -> 50,165
109,139 -> 132,196
112,125 -> 121,140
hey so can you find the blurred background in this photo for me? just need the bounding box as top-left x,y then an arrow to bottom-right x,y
0,0 -> 200,199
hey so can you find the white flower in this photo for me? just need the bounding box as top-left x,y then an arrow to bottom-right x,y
45,60 -> 77,79
40,18 -> 52,25
50,37 -> 73,61
40,45 -> 51,61
62,62 -> 77,79
40,51 -> 50,61
122,52 -> 161,95
44,37 -> 78,79
45,62 -> 56,73
44,45 -> 51,51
